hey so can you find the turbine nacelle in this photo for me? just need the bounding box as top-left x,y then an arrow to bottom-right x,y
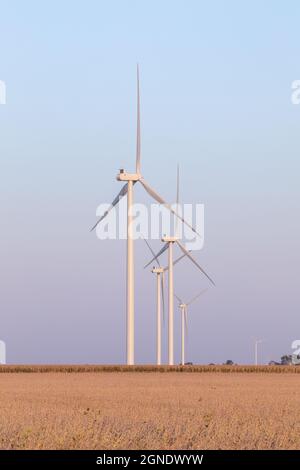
117,170 -> 141,182
151,267 -> 164,274
161,236 -> 178,243
179,303 -> 186,309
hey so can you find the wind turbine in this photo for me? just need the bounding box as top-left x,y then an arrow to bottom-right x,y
254,339 -> 263,366
91,66 -> 197,365
143,237 -> 165,365
145,167 -> 215,365
174,289 -> 208,365
143,237 -> 188,365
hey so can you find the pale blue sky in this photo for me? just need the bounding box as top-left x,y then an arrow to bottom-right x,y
0,1 -> 300,364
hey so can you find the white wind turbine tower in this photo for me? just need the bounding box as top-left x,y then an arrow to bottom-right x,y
254,339 -> 263,366
143,237 -> 188,365
143,237 -> 165,365
91,66 -> 197,365
174,289 -> 208,365
145,167 -> 215,365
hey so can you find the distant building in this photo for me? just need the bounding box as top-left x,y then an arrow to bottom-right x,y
268,355 -> 300,366
281,355 -> 293,365
292,354 -> 300,365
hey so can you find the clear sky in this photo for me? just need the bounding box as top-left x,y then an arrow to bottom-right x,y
0,1 -> 300,364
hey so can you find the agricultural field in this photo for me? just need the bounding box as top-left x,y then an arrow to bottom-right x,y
0,368 -> 300,449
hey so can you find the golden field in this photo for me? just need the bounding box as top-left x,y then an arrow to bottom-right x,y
1,364 -> 300,373
1,370 -> 300,449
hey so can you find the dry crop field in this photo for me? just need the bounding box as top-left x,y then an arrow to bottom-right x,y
0,369 -> 300,449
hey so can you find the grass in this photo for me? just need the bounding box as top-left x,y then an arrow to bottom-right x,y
0,371 -> 300,449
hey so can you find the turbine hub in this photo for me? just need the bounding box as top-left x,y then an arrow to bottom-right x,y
151,267 -> 164,274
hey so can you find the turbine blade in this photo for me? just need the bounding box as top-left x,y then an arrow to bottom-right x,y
176,240 -> 215,286
142,236 -> 160,267
139,178 -> 201,237
175,164 -> 180,236
161,272 -> 165,324
163,251 -> 189,272
174,293 -> 182,304
187,288 -> 209,307
90,183 -> 128,231
136,64 -> 141,174
176,164 -> 180,207
139,178 -> 165,204
144,242 -> 169,269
